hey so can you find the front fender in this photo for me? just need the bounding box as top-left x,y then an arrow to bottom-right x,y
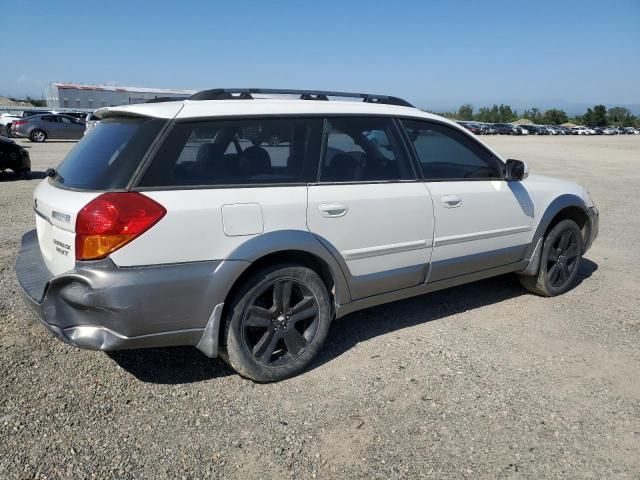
522,194 -> 588,274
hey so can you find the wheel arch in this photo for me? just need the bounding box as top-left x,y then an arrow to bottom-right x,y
522,194 -> 589,275
223,229 -> 351,310
196,230 -> 352,359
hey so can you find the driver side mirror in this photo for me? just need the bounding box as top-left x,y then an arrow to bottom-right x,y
505,159 -> 528,181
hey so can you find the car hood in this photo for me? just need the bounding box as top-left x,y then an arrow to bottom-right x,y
0,135 -> 16,144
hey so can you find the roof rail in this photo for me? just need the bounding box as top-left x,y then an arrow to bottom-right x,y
144,96 -> 190,103
188,88 -> 414,108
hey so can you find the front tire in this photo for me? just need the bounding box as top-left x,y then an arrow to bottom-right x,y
222,264 -> 332,382
30,129 -> 47,143
519,219 -> 583,296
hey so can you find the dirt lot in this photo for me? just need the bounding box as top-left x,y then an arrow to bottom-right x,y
1,136 -> 639,479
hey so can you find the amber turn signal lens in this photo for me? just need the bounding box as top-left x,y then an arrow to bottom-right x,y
75,193 -> 166,261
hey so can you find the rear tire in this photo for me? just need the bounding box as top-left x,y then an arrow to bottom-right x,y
30,130 -> 47,143
519,219 -> 583,297
222,264 -> 332,382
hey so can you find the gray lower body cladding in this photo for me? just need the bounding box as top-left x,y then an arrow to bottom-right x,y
16,230 -> 248,355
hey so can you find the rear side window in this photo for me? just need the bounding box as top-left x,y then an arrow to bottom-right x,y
402,120 -> 503,180
320,117 -> 414,182
53,116 -> 165,190
139,118 -> 322,187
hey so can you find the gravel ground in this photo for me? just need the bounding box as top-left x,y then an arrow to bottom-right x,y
1,136 -> 639,479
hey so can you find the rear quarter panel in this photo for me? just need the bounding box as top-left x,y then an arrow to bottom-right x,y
109,186 -> 309,266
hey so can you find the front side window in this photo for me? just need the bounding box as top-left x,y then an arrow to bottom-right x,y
402,120 -> 503,180
140,118 -> 322,187
320,117 -> 414,182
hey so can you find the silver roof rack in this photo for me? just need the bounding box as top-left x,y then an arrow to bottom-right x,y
189,88 -> 414,108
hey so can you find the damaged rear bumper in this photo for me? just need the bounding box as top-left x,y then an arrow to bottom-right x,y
15,230 -> 246,356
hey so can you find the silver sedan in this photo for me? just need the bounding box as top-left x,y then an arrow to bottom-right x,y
12,114 -> 85,142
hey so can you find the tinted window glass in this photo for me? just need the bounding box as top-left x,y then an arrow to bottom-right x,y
402,120 -> 503,180
140,118 -> 322,187
320,117 -> 414,182
59,116 -> 72,124
53,116 -> 165,190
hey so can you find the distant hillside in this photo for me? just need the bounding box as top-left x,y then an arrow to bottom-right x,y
0,96 -> 34,107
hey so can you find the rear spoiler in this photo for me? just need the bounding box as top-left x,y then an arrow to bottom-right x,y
94,101 -> 184,120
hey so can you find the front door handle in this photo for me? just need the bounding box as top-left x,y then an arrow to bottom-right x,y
319,203 -> 348,217
441,195 -> 462,208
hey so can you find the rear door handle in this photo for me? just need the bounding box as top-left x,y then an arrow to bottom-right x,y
318,203 -> 348,217
441,195 -> 462,208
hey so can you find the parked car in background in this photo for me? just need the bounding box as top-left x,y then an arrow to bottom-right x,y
493,123 -> 519,135
60,111 -> 89,121
0,135 -> 30,178
84,111 -> 101,135
458,122 -> 481,134
12,114 -> 85,142
15,87 -> 598,382
20,109 -> 54,118
0,113 -> 21,137
520,125 -> 538,135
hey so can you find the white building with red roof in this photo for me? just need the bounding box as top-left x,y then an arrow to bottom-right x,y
45,82 -> 196,110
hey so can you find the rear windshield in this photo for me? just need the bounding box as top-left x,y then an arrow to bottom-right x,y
53,116 -> 165,190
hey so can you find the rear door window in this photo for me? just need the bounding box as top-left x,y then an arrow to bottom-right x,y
139,118 -> 322,187
319,117 -> 414,182
53,116 -> 165,190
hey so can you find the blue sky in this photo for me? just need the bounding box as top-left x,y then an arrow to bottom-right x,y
3,0 -> 639,113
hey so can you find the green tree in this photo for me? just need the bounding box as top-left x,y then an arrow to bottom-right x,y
523,107 -> 543,124
607,107 -> 636,126
542,109 -> 568,125
25,96 -> 46,107
475,106 -> 491,123
457,104 -> 474,121
498,104 -> 517,122
584,105 -> 608,127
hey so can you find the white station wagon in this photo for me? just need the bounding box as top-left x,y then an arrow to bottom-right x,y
17,89 -> 599,382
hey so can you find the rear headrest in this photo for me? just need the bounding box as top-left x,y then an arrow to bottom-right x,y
240,146 -> 271,175
323,153 -> 357,181
195,143 -> 227,180
196,143 -> 224,164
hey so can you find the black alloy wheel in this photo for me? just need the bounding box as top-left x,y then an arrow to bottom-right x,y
223,264 -> 332,382
519,219 -> 584,297
242,279 -> 319,367
545,228 -> 580,288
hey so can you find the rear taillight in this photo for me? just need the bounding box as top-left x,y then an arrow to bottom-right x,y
13,120 -> 27,126
75,193 -> 166,260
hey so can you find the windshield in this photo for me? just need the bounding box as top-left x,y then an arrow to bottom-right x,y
53,116 -> 165,190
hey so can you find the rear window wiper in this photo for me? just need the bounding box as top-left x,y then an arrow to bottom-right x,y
47,168 -> 64,184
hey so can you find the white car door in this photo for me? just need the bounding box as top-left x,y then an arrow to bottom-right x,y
307,117 -> 434,300
401,119 -> 534,282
